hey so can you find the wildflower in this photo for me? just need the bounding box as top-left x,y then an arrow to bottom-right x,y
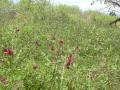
0,75 -> 8,85
48,45 -> 55,51
59,40 -> 64,47
3,49 -> 13,56
65,54 -> 75,69
33,64 -> 39,70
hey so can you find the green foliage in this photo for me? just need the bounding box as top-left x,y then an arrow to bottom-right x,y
0,0 -> 120,90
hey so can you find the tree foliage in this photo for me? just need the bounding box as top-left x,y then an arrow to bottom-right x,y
95,0 -> 120,25
96,0 -> 120,11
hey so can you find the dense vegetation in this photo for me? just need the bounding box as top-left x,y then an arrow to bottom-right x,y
0,0 -> 120,90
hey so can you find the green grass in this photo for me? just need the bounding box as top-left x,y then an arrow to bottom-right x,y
0,0 -> 120,90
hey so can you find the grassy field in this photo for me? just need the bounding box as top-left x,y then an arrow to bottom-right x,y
0,0 -> 120,90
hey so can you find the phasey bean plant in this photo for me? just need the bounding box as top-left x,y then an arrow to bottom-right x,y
0,0 -> 120,90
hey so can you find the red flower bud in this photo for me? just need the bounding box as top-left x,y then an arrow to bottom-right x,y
3,49 -> 13,56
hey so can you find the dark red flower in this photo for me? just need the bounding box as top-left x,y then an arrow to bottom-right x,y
59,40 -> 64,47
3,49 -> 13,56
65,54 -> 75,69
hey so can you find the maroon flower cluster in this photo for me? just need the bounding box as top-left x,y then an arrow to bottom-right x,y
3,49 -> 13,56
65,54 -> 75,69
